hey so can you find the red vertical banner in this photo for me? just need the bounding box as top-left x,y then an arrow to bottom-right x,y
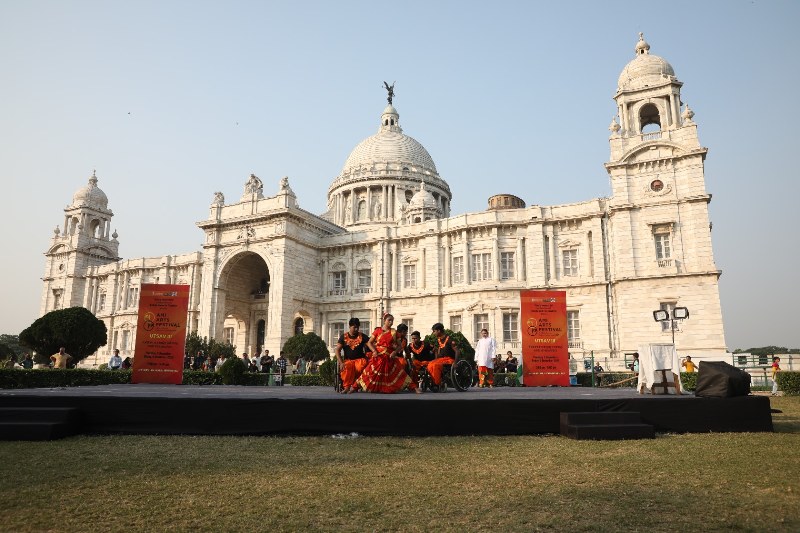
520,290 -> 569,386
131,284 -> 190,384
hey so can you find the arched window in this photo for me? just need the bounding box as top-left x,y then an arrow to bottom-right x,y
357,200 -> 367,221
294,317 -> 304,335
639,103 -> 661,132
90,219 -> 101,238
257,319 -> 266,349
69,217 -> 79,235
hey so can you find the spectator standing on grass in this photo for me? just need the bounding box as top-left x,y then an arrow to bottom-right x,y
248,356 -> 258,373
215,353 -> 226,372
21,353 -> 34,369
50,347 -> 72,369
260,350 -> 273,375
275,352 -> 288,385
121,357 -> 132,370
504,351 -> 518,374
240,352 -> 250,371
593,362 -> 604,386
295,355 -> 307,375
203,357 -> 215,372
629,353 -> 640,373
183,353 -> 191,370
108,349 -> 123,370
771,356 -> 781,396
3,357 -> 16,369
193,351 -> 204,371
475,328 -> 497,388
681,355 -> 697,372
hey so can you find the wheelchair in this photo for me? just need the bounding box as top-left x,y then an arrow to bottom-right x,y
417,359 -> 474,392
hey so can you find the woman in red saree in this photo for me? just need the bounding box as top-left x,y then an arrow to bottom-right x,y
355,314 -> 420,394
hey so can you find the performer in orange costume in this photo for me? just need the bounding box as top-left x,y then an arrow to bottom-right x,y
405,330 -> 434,383
356,314 -> 420,394
335,318 -> 370,393
427,323 -> 460,387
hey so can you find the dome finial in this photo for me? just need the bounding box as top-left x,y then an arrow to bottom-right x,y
636,32 -> 651,55
89,168 -> 98,187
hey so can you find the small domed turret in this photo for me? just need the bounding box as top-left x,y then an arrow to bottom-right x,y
71,170 -> 109,210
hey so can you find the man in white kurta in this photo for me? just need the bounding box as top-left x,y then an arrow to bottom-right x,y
475,329 -> 497,388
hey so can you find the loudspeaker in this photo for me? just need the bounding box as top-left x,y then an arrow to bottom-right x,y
694,361 -> 751,398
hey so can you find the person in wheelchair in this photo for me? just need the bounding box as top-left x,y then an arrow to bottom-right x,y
428,323 -> 460,389
405,330 -> 434,383
335,317 -> 370,394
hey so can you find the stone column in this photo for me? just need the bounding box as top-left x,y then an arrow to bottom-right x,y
394,241 -> 402,293
517,237 -> 526,281
421,247 -> 426,290
463,230 -> 470,285
492,227 -> 500,281
444,238 -> 451,288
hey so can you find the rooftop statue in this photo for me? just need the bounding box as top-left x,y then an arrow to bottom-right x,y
383,81 -> 395,105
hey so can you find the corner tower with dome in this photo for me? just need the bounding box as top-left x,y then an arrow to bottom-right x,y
41,34 -> 727,367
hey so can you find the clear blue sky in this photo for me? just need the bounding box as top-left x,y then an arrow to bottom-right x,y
1,0 -> 798,350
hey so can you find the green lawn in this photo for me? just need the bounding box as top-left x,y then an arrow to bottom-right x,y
1,397 -> 798,532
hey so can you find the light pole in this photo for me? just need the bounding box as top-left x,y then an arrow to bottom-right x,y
652,306 -> 689,346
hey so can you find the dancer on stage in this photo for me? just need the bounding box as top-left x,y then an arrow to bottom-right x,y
335,318 -> 369,394
356,313 -> 420,394
405,330 -> 434,384
428,323 -> 460,389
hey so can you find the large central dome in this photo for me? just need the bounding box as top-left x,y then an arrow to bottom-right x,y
325,100 -> 451,228
341,105 -> 437,174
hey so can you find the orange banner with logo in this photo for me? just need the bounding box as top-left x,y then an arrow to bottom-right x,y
520,290 -> 569,386
132,284 -> 190,384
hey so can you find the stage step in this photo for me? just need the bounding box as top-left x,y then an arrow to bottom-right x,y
560,411 -> 655,440
0,407 -> 82,441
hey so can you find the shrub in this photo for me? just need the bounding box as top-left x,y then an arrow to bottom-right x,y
0,368 -> 130,389
318,358 -> 336,386
182,370 -> 221,385
218,357 -> 247,385
776,372 -> 800,396
286,374 -> 326,386
241,372 -> 269,386
492,372 -> 519,387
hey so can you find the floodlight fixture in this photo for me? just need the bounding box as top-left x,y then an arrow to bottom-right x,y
653,309 -> 669,322
673,307 -> 689,320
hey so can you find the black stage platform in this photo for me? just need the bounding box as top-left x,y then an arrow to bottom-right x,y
0,385 -> 773,437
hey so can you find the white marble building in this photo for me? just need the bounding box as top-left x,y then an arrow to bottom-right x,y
41,34 -> 727,368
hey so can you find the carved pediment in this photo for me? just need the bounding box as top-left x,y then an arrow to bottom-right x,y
558,239 -> 581,249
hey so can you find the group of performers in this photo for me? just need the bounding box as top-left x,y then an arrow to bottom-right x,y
335,313 -> 461,394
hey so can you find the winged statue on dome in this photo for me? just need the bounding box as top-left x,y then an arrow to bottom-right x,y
383,81 -> 395,105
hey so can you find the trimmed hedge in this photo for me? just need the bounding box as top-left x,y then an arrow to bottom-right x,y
0,368 -> 334,389
492,372 -> 520,387
776,371 -> 800,396
573,372 -> 698,391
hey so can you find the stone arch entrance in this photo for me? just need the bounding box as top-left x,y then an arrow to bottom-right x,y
215,251 -> 271,355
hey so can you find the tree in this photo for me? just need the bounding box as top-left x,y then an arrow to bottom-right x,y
0,334 -> 23,357
207,338 -> 235,361
281,332 -> 330,364
734,346 -> 800,355
184,331 -> 206,358
19,307 -> 107,365
0,343 -> 15,363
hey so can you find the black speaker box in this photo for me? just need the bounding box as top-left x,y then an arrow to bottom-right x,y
694,360 -> 751,398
